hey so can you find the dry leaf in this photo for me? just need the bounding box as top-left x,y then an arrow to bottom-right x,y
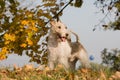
100,69 -> 106,80
23,64 -> 34,71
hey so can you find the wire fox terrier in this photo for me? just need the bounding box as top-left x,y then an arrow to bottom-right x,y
47,20 -> 90,70
47,20 -> 72,70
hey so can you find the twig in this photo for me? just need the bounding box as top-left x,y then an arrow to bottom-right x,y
45,0 -> 73,25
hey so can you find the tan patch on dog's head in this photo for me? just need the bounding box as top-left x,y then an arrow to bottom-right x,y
50,20 -> 70,42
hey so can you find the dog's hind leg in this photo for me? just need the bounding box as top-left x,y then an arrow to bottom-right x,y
78,49 -> 91,68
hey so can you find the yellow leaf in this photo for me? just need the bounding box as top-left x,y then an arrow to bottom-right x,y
28,14 -> 33,18
20,25 -> 24,28
44,66 -> 50,72
4,34 -> 9,40
0,54 -> 6,60
29,25 -> 38,32
100,69 -> 106,80
1,47 -> 8,54
28,32 -> 33,38
26,38 -> 33,46
26,29 -> 32,33
21,20 -> 29,25
30,20 -> 35,26
4,40 -> 10,45
20,43 -> 27,48
0,47 -> 8,60
81,68 -> 89,73
115,71 -> 120,78
60,78 -> 65,80
20,29 -> 23,31
55,64 -> 64,71
31,26 -> 38,32
4,33 -> 16,41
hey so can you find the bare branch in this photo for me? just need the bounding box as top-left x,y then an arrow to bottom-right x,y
45,0 -> 73,25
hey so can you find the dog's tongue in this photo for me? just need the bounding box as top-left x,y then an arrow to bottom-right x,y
61,37 -> 66,42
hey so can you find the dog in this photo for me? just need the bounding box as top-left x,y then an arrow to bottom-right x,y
47,20 -> 90,70
69,30 -> 91,68
47,20 -> 72,70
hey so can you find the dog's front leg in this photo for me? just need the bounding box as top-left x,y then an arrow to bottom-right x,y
48,61 -> 55,70
59,58 -> 70,70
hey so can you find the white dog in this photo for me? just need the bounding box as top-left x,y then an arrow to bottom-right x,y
47,20 -> 72,70
47,20 -> 90,70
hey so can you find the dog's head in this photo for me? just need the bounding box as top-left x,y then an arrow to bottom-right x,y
50,20 -> 71,42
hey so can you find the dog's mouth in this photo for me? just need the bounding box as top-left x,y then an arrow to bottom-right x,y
57,34 -> 67,42
59,36 -> 67,42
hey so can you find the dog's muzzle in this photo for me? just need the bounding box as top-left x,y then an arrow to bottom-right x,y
57,33 -> 69,42
59,36 -> 67,42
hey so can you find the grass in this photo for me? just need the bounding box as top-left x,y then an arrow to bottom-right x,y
0,63 -> 120,80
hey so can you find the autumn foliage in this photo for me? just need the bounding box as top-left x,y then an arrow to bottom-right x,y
0,0 -> 83,63
0,64 -> 120,80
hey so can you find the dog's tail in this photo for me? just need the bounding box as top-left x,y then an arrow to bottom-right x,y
70,30 -> 80,43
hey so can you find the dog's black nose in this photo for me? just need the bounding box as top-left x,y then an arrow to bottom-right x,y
66,33 -> 69,37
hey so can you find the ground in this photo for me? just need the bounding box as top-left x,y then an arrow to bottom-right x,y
0,63 -> 120,80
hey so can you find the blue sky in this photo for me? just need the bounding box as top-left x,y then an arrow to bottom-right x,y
0,0 -> 120,67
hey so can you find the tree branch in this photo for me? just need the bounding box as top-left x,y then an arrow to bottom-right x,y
45,0 -> 73,25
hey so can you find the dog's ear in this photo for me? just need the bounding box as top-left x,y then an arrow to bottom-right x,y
57,19 -> 61,23
50,20 -> 56,26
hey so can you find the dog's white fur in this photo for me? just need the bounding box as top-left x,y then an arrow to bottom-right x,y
47,20 -> 90,70
47,20 -> 71,70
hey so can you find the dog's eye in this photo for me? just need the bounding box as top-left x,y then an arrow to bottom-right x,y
65,26 -> 67,29
58,26 -> 61,29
